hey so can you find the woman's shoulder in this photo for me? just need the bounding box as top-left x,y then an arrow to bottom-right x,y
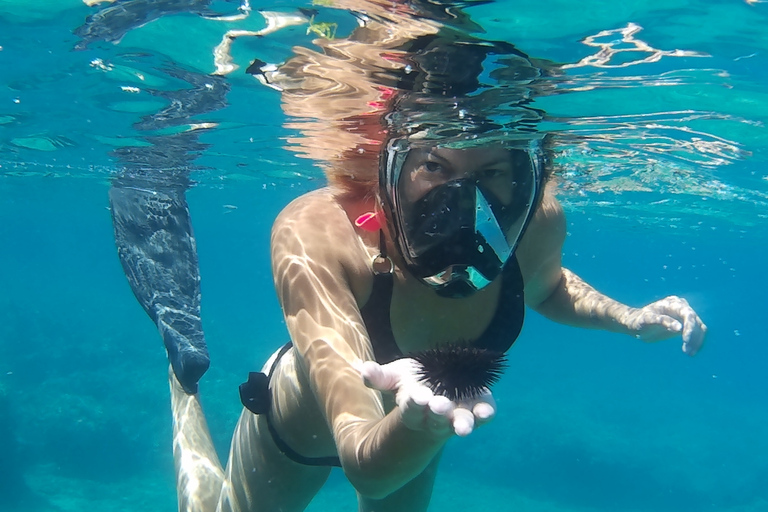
516,183 -> 566,305
271,187 -> 374,287
272,188 -> 354,245
275,187 -> 343,223
525,183 -> 565,243
533,184 -> 565,227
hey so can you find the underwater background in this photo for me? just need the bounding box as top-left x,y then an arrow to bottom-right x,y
1,0 -> 767,511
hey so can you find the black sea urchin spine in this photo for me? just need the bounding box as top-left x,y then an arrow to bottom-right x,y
412,344 -> 508,401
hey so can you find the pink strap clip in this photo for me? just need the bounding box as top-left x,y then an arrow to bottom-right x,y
355,211 -> 382,232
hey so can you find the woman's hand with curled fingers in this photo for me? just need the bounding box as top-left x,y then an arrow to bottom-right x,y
358,358 -> 496,437
622,295 -> 707,356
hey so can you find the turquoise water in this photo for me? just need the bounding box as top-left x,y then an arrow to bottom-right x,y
1,1 -> 767,511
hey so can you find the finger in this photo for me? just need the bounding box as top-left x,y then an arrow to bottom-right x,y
397,382 -> 433,410
399,385 -> 434,427
460,390 -> 496,426
652,295 -> 689,312
473,402 -> 496,424
452,407 -> 475,437
360,361 -> 413,391
679,307 -> 701,342
656,314 -> 683,334
361,359 -> 419,391
403,382 -> 434,411
428,395 -> 454,417
664,300 -> 705,355
360,361 -> 397,391
410,384 -> 434,407
425,396 -> 454,435
683,321 -> 707,356
655,297 -> 697,330
637,316 -> 681,342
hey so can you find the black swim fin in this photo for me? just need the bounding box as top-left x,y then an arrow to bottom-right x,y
109,182 -> 210,394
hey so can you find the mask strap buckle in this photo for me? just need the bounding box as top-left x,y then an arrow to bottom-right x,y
371,230 -> 393,275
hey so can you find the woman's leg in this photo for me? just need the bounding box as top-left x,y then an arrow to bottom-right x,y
356,451 -> 442,512
170,368 -> 226,512
171,343 -> 331,512
217,411 -> 331,512
171,371 -> 330,512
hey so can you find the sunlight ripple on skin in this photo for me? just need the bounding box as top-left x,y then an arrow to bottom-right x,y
171,371 -> 225,512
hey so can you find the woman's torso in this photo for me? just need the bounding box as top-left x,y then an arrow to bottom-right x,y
269,187 -> 522,459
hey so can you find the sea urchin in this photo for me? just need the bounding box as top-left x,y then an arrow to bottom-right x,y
411,344 -> 508,401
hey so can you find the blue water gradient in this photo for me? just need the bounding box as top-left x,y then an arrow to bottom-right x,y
1,0 -> 767,511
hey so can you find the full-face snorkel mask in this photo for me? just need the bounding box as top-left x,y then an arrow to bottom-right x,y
380,135 -> 544,298
371,32 -> 549,297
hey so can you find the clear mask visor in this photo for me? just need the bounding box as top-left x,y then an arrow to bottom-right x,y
382,137 -> 542,291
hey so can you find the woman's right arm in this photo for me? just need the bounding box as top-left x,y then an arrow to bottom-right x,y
270,191 -> 451,499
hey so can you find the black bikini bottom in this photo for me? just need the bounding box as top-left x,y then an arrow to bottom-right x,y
239,342 -> 342,468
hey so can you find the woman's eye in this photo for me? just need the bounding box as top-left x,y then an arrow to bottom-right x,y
422,161 -> 444,173
484,168 -> 508,178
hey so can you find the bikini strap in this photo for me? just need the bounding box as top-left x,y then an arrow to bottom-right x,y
239,342 -> 293,415
239,342 -> 342,467
361,230 -> 401,363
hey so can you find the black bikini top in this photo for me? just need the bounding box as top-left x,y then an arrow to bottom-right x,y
360,255 -> 526,364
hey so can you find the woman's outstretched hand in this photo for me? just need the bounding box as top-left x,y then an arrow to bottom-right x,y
357,358 -> 496,437
623,295 -> 708,356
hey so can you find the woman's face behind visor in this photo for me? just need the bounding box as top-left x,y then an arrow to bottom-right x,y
386,143 -> 541,298
399,146 -> 528,208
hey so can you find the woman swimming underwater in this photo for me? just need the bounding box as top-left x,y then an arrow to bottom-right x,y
163,2 -> 707,511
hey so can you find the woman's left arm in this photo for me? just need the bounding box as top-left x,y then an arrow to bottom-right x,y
516,186 -> 707,356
